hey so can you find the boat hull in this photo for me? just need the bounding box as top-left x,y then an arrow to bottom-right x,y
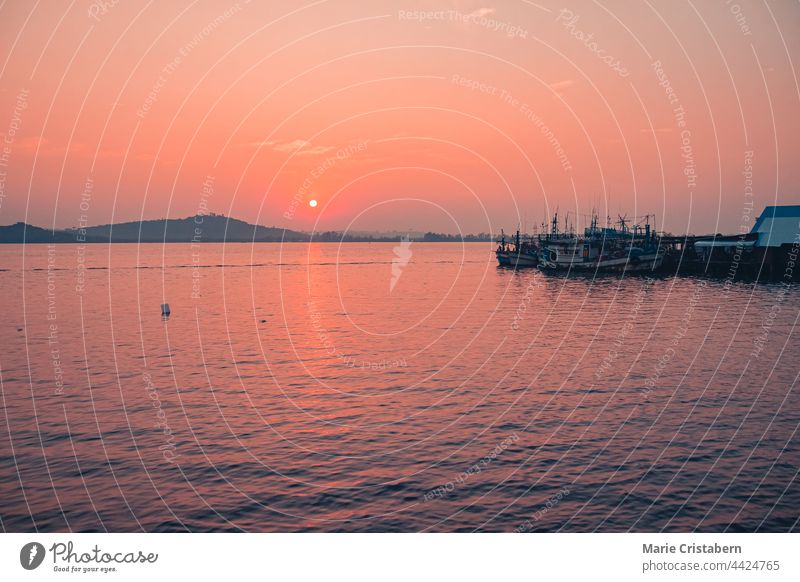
539,252 -> 664,273
496,251 -> 538,268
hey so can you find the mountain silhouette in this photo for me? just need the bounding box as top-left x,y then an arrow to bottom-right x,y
0,214 -> 309,243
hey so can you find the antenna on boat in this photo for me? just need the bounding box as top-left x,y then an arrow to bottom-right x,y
618,214 -> 629,235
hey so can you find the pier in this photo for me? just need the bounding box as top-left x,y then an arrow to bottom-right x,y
659,206 -> 799,281
498,205 -> 800,281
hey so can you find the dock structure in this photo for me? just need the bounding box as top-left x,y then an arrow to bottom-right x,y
497,205 -> 799,281
660,205 -> 800,281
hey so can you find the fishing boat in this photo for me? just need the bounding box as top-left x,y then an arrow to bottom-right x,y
538,213 -> 664,273
496,229 -> 539,267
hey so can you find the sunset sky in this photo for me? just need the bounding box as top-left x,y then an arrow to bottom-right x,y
0,0 -> 798,235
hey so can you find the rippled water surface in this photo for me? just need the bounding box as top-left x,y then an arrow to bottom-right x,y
1,243 -> 798,532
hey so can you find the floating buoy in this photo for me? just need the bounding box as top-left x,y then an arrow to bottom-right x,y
161,303 -> 171,317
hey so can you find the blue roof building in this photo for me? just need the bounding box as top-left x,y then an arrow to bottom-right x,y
751,205 -> 800,247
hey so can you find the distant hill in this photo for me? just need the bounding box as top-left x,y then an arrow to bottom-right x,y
1,214 -> 493,243
0,222 -> 79,243
75,214 -> 309,243
0,215 -> 309,243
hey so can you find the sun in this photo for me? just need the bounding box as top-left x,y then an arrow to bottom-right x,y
309,199 -> 318,208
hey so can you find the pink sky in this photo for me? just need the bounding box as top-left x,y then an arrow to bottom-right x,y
0,0 -> 798,234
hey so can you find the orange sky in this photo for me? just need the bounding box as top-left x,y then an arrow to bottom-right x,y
0,0 -> 798,234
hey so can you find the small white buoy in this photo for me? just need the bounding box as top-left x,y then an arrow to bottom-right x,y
161,303 -> 171,317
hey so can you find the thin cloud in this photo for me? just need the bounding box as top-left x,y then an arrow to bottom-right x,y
296,145 -> 336,156
246,139 -> 335,155
272,139 -> 309,153
549,80 -> 576,90
465,7 -> 495,18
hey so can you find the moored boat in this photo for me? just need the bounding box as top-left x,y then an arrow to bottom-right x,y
538,213 -> 664,273
496,229 -> 539,267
